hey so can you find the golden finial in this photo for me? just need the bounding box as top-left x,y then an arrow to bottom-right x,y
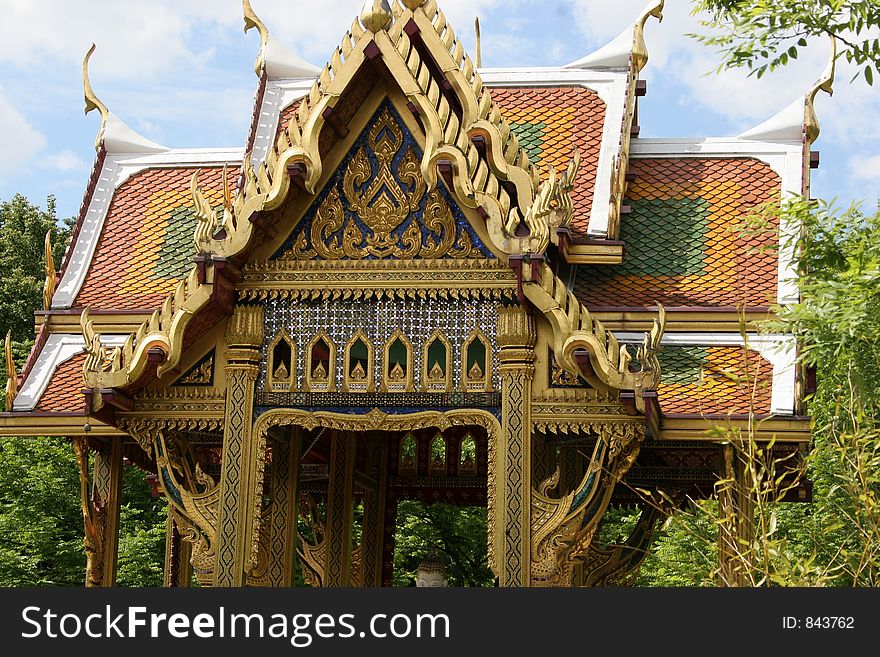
360,0 -> 392,33
82,43 -> 109,151
402,0 -> 425,10
243,0 -> 270,76
805,36 -> 836,145
428,361 -> 444,381
4,331 -> 17,411
312,361 -> 328,381
43,230 -> 56,310
222,162 -> 233,214
351,361 -> 367,381
475,17 -> 482,68
632,0 -> 664,73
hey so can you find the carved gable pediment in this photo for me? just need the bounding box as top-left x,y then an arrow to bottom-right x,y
274,101 -> 491,262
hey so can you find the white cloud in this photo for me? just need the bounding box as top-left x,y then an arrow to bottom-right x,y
39,149 -> 88,173
0,88 -> 45,174
849,154 -> 880,181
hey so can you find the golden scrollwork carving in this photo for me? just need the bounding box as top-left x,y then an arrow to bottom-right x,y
529,422 -> 645,587
177,354 -> 214,385
286,106 -> 482,261
121,421 -> 221,586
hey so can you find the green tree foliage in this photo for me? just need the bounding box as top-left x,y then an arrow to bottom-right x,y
0,438 -> 86,585
692,0 -> 880,84
635,200 -> 880,586
774,199 -> 880,584
393,500 -> 494,587
0,194 -> 71,342
0,193 -> 166,587
116,467 -> 167,587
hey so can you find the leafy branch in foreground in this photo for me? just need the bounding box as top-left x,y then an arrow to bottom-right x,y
691,0 -> 880,84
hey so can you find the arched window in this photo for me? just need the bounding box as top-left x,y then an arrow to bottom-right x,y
399,432 -> 417,476
429,434 -> 447,475
344,331 -> 374,392
305,332 -> 336,392
459,433 -> 477,475
267,330 -> 295,392
383,330 -> 413,392
462,329 -> 491,392
422,330 -> 451,392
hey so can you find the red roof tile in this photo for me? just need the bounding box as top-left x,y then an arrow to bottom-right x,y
34,352 -> 86,414
75,166 -> 235,310
492,86 -> 606,236
657,345 -> 773,415
574,157 -> 780,308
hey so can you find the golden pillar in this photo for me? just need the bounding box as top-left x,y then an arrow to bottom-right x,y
164,509 -> 192,587
496,305 -> 536,587
214,305 -> 265,586
265,429 -> 302,586
360,433 -> 388,587
324,431 -> 356,587
93,438 -> 124,587
74,437 -> 124,587
717,443 -> 755,586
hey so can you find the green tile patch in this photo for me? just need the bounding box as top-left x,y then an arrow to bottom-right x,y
509,122 -> 546,164
657,346 -> 708,385
152,205 -> 199,280
617,198 -> 710,277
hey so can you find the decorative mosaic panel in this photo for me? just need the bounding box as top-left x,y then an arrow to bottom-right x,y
273,100 -> 491,261
259,298 -> 499,393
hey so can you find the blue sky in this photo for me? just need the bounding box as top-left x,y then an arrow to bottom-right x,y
0,0 -> 877,220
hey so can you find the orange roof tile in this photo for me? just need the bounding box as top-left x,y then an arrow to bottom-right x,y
75,166 -> 235,310
34,352 -> 87,414
657,346 -> 772,415
492,86 -> 605,236
574,157 -> 780,308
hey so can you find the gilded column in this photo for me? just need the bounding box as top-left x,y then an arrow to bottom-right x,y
93,438 -> 123,587
324,430 -> 356,587
265,429 -> 301,586
360,433 -> 388,587
496,305 -> 536,587
214,305 -> 265,587
74,437 -> 123,587
164,509 -> 192,587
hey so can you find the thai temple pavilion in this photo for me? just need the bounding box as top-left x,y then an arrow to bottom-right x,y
0,0 -> 827,587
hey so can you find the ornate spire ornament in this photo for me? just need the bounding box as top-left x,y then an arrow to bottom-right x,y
475,17 -> 482,68
4,331 -> 17,411
42,230 -> 56,310
273,360 -> 290,381
360,0 -> 392,33
467,360 -> 483,381
82,43 -> 109,151
242,0 -> 270,77
428,361 -> 444,381
805,36 -> 837,145
631,0 -> 664,73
